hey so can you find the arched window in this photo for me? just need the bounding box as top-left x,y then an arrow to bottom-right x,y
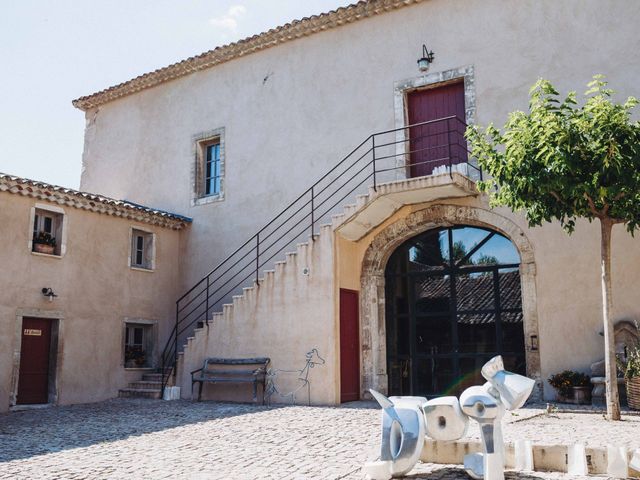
385,226 -> 525,397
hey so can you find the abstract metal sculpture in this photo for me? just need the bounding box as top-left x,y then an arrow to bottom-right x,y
265,348 -> 325,406
364,355 -> 535,480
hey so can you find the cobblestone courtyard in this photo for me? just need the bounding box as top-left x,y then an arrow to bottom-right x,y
0,399 -> 637,479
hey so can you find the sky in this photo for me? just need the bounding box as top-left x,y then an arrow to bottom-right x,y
0,1 -> 349,189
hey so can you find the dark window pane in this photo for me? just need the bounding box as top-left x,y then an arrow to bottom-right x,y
414,358 -> 454,397
136,236 -> 144,250
387,358 -> 411,396
499,269 -> 522,309
414,275 -> 450,315
455,271 -> 495,312
407,229 -> 449,269
33,214 -> 39,233
206,159 -> 212,178
502,311 -> 525,353
387,276 -> 409,314
388,316 -> 410,356
133,327 -> 143,345
44,216 -> 53,233
415,314 -> 453,354
457,313 -> 497,353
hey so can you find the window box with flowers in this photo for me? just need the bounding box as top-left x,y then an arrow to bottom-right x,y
32,231 -> 57,255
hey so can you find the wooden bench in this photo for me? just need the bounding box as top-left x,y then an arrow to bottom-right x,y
191,357 -> 270,404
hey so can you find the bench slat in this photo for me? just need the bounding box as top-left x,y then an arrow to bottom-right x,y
191,356 -> 271,404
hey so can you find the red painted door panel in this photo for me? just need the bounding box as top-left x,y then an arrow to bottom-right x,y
407,81 -> 467,177
17,317 -> 52,404
340,289 -> 360,403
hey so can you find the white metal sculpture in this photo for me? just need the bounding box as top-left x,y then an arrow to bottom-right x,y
264,348 -> 325,405
364,355 -> 535,480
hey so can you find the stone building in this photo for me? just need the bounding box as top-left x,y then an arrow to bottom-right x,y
0,175 -> 189,412
3,0 -> 640,410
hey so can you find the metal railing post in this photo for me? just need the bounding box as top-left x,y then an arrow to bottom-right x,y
372,135 -> 377,191
310,187 -> 315,240
255,233 -> 260,286
205,277 -> 209,326
447,119 -> 453,178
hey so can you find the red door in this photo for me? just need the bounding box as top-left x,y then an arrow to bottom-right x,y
17,318 -> 52,404
407,81 -> 467,177
340,289 -> 360,403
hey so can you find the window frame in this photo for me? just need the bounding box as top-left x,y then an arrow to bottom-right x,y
192,127 -> 226,206
129,227 -> 156,271
122,319 -> 157,369
29,204 -> 68,258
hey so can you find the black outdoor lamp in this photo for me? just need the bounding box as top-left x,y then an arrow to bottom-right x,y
417,44 -> 435,72
42,287 -> 58,302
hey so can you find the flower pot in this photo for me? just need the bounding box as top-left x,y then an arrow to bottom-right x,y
33,243 -> 55,255
572,386 -> 592,405
627,377 -> 640,410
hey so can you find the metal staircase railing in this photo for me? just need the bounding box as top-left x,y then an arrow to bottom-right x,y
160,115 -> 481,394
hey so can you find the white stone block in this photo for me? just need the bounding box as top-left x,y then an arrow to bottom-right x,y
514,439 -> 533,471
607,445 -> 628,478
567,443 -> 588,476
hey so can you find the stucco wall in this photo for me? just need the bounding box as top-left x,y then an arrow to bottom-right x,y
0,192 -> 183,412
80,0 -> 640,294
176,224 -> 337,405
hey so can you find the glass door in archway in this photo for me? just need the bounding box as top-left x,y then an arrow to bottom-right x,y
385,226 -> 526,398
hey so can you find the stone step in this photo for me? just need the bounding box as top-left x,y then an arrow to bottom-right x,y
128,380 -> 162,389
118,388 -> 161,399
141,373 -> 164,381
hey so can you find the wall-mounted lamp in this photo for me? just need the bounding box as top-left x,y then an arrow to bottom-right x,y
42,287 -> 58,302
417,44 -> 435,72
530,335 -> 539,351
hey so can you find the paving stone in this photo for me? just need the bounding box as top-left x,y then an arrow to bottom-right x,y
0,399 -> 636,479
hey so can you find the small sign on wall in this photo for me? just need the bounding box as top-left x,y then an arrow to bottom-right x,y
24,329 -> 42,336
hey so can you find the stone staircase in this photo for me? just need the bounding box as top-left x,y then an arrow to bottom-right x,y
172,173 -> 477,402
119,370 -> 171,399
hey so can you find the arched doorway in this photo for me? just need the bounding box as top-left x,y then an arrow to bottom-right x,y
384,225 -> 525,397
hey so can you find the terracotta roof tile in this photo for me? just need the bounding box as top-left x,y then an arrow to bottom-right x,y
0,172 -> 191,230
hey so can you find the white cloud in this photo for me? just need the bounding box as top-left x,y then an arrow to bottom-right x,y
209,5 -> 247,33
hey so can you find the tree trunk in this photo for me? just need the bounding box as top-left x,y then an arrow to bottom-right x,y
600,217 -> 621,420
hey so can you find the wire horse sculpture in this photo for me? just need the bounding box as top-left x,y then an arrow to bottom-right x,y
265,349 -> 325,406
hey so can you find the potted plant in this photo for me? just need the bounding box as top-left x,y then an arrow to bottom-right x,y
620,344 -> 640,410
33,231 -> 56,255
549,370 -> 591,404
125,345 -> 146,368
549,370 -> 575,403
571,372 -> 592,405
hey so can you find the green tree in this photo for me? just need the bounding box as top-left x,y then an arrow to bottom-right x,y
466,76 -> 640,420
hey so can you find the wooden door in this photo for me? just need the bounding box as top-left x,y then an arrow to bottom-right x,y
17,317 -> 52,404
407,81 -> 467,177
340,289 -> 360,403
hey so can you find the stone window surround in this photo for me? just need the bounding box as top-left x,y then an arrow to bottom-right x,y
358,204 -> 542,402
9,309 -> 64,408
28,203 -> 69,258
122,317 -> 158,370
393,65 -> 476,179
128,225 -> 156,272
191,127 -> 226,207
